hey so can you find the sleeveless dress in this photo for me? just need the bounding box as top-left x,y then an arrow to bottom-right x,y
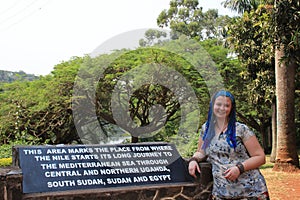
200,122 -> 268,199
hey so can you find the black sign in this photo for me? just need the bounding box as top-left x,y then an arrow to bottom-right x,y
17,143 -> 191,193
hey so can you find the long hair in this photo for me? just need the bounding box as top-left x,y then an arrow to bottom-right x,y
202,90 -> 237,149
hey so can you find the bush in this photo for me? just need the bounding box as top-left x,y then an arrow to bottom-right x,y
0,143 -> 13,166
0,143 -> 13,159
0,157 -> 12,166
0,138 -> 37,158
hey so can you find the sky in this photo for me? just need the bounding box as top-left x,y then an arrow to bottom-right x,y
0,0 -> 235,76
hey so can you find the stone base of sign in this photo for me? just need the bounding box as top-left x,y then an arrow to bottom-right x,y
0,162 -> 212,200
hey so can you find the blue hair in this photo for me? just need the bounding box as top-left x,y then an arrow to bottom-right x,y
202,90 -> 237,149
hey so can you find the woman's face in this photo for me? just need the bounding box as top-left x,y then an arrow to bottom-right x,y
213,96 -> 232,120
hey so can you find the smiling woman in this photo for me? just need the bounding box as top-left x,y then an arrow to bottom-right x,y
213,95 -> 232,126
188,90 -> 270,200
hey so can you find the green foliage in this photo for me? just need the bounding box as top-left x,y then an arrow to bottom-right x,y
225,4 -> 275,145
222,0 -> 261,14
157,0 -> 230,40
271,0 -> 300,60
72,36 -> 244,156
74,40 -> 213,146
0,70 -> 37,83
0,1 -> 239,158
139,29 -> 168,47
157,0 -> 203,39
0,140 -> 28,167
223,0 -> 300,158
0,57 -> 83,145
0,144 -> 13,159
2,1 -> 299,157
259,161 -> 274,169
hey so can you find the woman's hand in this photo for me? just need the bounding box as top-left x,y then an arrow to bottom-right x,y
223,166 -> 240,181
188,160 -> 201,179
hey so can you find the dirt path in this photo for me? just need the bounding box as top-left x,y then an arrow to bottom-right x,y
261,168 -> 300,200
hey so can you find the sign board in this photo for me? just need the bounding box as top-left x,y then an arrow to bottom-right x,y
17,143 -> 191,193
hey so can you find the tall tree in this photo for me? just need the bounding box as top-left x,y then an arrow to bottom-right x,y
157,0 -> 204,40
157,0 -> 230,40
272,0 -> 300,171
224,0 -> 299,170
158,0 -> 274,151
226,5 -> 275,152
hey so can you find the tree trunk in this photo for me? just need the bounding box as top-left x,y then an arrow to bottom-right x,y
270,101 -> 277,163
131,136 -> 138,143
273,47 -> 300,171
260,123 -> 269,153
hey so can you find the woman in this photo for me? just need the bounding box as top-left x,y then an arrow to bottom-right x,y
188,90 -> 269,200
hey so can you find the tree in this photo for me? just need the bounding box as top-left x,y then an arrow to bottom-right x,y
139,29 -> 168,47
156,0 -> 274,152
157,0 -> 204,40
73,44 -> 210,145
72,36 -> 231,158
202,9 -> 231,40
0,57 -> 83,145
226,5 -> 275,152
224,0 -> 299,171
223,0 -> 260,14
0,70 -> 37,83
157,0 -> 230,40
271,0 -> 300,171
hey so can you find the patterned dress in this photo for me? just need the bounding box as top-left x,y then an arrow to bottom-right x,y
200,122 -> 268,199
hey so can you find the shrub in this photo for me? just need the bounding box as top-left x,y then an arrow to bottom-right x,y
0,143 -> 13,159
0,157 -> 12,166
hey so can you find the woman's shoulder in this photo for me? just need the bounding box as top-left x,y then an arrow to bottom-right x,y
235,122 -> 255,139
235,121 -> 248,128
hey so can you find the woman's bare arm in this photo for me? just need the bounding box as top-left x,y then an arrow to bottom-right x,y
242,135 -> 266,170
